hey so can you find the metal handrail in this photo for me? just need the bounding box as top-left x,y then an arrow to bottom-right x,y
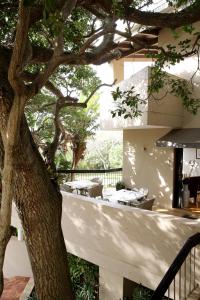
57,168 -> 122,174
151,232 -> 200,299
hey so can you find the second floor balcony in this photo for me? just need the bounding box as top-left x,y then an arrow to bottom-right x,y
100,66 -> 185,130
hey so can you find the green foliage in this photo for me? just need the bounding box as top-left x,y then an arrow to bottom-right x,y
51,65 -> 101,100
68,254 -> 99,300
116,181 -> 125,191
170,78 -> 200,114
63,107 -> 99,140
24,2 -> 94,51
63,8 -> 93,52
111,86 -> 144,119
0,5 -> 17,46
28,289 -> 37,300
79,138 -> 122,170
26,65 -> 100,169
131,284 -> 153,300
148,32 -> 200,114
111,27 -> 200,121
28,254 -> 99,300
54,152 -> 71,170
167,0 -> 196,8
112,0 -> 125,18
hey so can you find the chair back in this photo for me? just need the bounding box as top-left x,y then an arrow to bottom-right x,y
88,184 -> 103,198
137,198 -> 155,210
91,177 -> 103,184
60,184 -> 73,193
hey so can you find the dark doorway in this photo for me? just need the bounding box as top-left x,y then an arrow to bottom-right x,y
173,148 -> 183,208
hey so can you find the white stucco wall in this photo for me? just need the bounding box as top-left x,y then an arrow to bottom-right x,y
62,192 -> 200,298
4,238 -> 32,278
4,194 -> 200,299
158,22 -> 200,84
159,21 -> 200,129
121,22 -> 200,209
123,128 -> 174,208
3,204 -> 32,278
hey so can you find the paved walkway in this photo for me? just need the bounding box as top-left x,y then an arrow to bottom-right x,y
0,276 -> 29,300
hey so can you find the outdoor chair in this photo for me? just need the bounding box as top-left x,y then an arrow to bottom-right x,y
87,184 -> 103,198
60,184 -> 74,193
91,177 -> 103,184
136,198 -> 155,211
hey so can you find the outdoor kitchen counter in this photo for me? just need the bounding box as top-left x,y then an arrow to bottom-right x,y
154,207 -> 200,219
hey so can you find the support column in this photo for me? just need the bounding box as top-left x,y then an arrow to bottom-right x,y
111,59 -> 124,83
99,267 -> 123,300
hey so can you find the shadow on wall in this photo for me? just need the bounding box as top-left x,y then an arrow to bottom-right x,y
62,193 -> 200,295
100,67 -> 149,130
123,130 -> 173,208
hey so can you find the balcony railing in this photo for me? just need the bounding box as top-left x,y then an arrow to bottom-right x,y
6,191 -> 200,300
57,168 -> 123,188
151,233 -> 200,300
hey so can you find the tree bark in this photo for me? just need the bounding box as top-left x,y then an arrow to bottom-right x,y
71,140 -> 86,181
0,55 -> 74,299
13,117 -> 74,300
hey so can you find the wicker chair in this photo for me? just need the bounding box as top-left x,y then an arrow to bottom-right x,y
91,177 -> 103,184
136,198 -> 155,211
87,184 -> 103,198
60,184 -> 74,193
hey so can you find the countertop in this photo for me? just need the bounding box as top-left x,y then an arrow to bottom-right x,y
154,207 -> 200,219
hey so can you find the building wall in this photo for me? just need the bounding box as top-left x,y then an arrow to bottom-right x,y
122,22 -> 200,208
62,192 -> 200,299
158,21 -> 200,129
4,193 -> 200,299
3,238 -> 32,278
123,128 -> 174,208
111,59 -> 124,83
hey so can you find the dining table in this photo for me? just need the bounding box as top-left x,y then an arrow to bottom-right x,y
65,180 -> 99,194
104,189 -> 148,206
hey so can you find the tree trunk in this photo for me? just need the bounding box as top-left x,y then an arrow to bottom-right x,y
71,140 -> 86,180
0,52 -> 74,298
12,117 -> 74,300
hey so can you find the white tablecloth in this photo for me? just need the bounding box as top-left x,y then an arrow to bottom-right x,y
104,189 -> 148,205
65,180 -> 98,190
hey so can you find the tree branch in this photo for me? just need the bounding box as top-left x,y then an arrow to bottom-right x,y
85,0 -> 200,28
125,1 -> 200,28
79,28 -> 109,54
84,80 -> 116,106
8,1 -> 30,96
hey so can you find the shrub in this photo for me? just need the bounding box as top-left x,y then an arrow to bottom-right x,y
131,284 -> 153,300
28,254 -> 99,300
116,181 -> 126,191
68,254 -> 99,300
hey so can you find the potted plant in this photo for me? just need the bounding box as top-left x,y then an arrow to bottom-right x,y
116,181 -> 126,191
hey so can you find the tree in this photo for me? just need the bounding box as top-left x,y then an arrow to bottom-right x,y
80,138 -> 122,169
26,65 -> 100,175
0,1 -> 200,299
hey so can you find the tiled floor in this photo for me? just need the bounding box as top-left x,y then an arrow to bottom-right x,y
0,276 -> 29,300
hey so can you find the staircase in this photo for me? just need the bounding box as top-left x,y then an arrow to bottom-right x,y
151,233 -> 200,300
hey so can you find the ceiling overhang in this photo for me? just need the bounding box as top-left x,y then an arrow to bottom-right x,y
156,129 -> 200,148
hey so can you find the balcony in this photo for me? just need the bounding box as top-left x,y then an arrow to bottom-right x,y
100,66 -> 184,130
5,194 -> 200,299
